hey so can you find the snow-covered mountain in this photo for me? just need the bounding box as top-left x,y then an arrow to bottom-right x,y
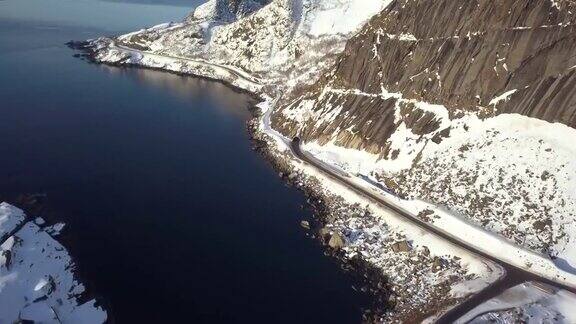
186,0 -> 271,22
78,0 -> 576,322
91,0 -> 391,92
273,0 -> 576,271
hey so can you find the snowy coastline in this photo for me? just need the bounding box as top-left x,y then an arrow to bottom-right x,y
71,0 -> 576,321
0,203 -> 107,323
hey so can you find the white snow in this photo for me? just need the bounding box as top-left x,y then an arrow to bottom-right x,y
0,202 -> 25,240
458,282 -> 576,323
385,33 -> 418,41
489,89 -> 518,106
289,85 -> 576,288
305,0 -> 392,37
302,139 -> 576,288
0,203 -> 107,323
85,0 -> 576,320
97,41 -> 264,93
257,97 -> 502,316
91,0 -> 395,97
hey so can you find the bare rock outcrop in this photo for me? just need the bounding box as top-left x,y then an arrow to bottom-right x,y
273,0 -> 576,153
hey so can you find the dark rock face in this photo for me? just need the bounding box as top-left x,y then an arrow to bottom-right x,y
228,0 -> 270,16
272,0 -> 576,154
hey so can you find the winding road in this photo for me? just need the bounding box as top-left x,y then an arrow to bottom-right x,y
103,42 -> 576,323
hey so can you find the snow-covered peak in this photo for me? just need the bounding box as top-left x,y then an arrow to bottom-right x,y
107,0 -> 393,90
188,0 -> 270,22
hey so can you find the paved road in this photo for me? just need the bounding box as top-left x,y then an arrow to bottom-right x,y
289,137 -> 576,323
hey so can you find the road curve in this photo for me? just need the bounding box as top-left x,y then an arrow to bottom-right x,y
289,138 -> 576,323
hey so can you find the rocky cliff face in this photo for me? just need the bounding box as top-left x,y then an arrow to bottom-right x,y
273,0 -> 576,150
273,0 -> 576,269
99,0 -> 390,91
186,0 -> 271,22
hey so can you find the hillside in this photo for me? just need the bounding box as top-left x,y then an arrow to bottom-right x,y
272,0 -> 576,273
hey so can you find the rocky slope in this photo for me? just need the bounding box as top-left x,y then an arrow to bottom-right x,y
273,0 -> 576,144
273,0 -> 576,273
274,0 -> 576,141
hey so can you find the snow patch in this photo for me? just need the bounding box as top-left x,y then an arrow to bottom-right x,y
489,89 -> 518,106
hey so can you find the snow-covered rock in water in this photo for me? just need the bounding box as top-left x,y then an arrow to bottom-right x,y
76,0 -> 576,321
0,203 -> 107,323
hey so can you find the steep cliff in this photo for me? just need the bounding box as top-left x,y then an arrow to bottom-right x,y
273,0 -> 576,145
273,0 -> 576,271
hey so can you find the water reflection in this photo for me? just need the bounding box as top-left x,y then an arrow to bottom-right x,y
100,64 -> 256,119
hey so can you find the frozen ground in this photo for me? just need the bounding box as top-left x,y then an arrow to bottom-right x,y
0,203 -> 107,323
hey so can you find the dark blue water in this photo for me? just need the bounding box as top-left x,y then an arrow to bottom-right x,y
0,1 -> 369,322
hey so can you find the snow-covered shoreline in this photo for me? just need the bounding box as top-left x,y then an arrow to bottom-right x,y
74,23 -> 575,324
301,131 -> 576,288
251,99 -> 503,321
457,282 -> 576,323
0,203 -> 107,323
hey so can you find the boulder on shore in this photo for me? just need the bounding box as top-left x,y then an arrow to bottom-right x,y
391,240 -> 411,253
328,232 -> 345,249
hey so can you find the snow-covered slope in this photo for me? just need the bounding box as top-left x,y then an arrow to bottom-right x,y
272,0 -> 576,276
0,203 -> 107,323
187,0 -> 270,22
88,0 -> 391,92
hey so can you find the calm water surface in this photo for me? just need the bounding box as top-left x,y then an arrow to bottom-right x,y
0,0 -> 370,322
